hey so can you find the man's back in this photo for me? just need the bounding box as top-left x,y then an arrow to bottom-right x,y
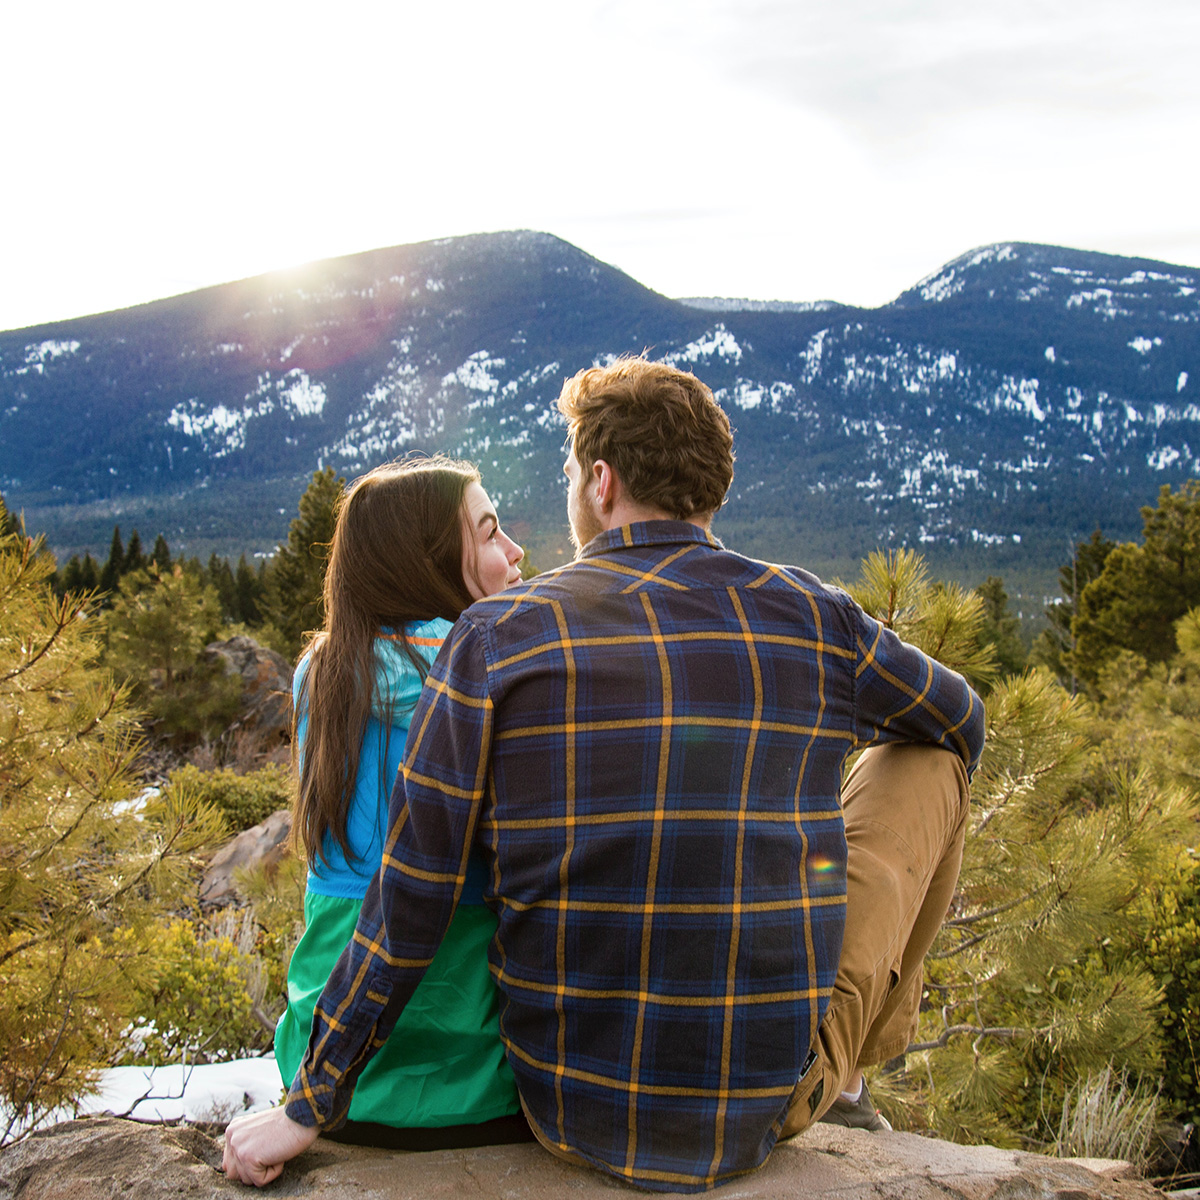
411,521 -> 982,1189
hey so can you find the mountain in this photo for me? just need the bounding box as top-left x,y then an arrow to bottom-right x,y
2,232 -> 1197,592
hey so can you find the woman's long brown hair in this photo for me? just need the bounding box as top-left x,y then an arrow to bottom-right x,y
293,455 -> 480,869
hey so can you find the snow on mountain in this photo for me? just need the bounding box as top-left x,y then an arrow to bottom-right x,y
2,233 -> 1198,585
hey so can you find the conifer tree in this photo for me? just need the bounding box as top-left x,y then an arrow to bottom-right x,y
974,576 -> 1027,683
207,553 -> 237,622
837,548 -> 998,690
264,468 -> 344,658
104,565 -> 241,746
0,523 -> 226,1143
840,549 -> 1195,1150
234,554 -> 263,626
98,525 -> 124,596
1073,483 -> 1200,691
123,530 -> 146,574
1031,530 -> 1115,690
151,533 -> 172,572
894,671 -> 1194,1147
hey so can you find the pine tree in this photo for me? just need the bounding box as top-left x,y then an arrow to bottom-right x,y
104,566 -> 242,746
1073,483 -> 1200,692
0,524 -> 226,1143
234,554 -> 263,625
837,548 -> 998,690
264,468 -> 344,658
151,534 -> 172,572
123,529 -> 146,574
207,553 -> 237,622
836,549 -> 1195,1150
1031,530 -> 1115,690
98,525 -> 125,596
974,576 -> 1027,683
893,670 -> 1193,1147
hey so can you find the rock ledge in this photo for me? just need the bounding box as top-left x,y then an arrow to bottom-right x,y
0,1117 -> 1166,1200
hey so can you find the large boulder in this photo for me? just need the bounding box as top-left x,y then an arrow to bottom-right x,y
199,809 -> 292,909
205,636 -> 293,747
0,1116 -> 1166,1200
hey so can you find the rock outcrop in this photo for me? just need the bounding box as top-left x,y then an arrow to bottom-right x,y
205,636 -> 293,747
0,1116 -> 1166,1200
199,809 -> 292,908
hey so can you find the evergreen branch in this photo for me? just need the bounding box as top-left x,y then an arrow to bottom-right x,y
942,887 -> 1045,928
907,1023 -> 1025,1052
71,688 -> 119,741
0,932 -> 43,969
0,599 -> 74,686
0,964 -> 76,1146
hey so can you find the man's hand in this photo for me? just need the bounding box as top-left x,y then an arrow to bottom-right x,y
221,1105 -> 319,1187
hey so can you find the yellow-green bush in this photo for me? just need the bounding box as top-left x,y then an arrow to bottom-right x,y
114,911 -> 274,1065
1139,857 -> 1200,1120
166,763 -> 292,833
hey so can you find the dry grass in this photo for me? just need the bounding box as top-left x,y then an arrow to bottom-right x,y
1052,1065 -> 1159,1171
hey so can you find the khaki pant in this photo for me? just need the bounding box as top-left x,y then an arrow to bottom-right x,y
781,742 -> 971,1136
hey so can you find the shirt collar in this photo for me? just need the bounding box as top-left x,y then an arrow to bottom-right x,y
578,520 -> 723,559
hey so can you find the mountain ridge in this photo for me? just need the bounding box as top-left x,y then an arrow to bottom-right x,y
2,231 -> 1197,593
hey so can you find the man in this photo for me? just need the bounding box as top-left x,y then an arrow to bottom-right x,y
224,358 -> 984,1192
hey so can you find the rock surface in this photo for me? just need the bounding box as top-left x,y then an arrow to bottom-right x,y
0,1117 -> 1167,1200
199,809 -> 292,908
205,636 -> 293,747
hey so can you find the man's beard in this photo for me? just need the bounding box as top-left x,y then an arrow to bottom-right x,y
568,477 -> 604,555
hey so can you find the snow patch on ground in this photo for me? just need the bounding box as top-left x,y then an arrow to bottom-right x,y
4,1057 -> 284,1140
665,325 -> 743,365
443,351 -> 506,394
25,339 -> 81,364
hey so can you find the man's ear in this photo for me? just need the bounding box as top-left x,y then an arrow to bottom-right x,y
592,460 -> 617,513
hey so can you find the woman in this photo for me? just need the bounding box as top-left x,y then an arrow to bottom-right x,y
273,454 -> 528,1149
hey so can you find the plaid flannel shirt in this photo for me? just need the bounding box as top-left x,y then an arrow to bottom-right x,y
287,521 -> 984,1191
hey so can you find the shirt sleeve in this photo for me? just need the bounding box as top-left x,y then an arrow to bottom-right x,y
850,602 -> 986,777
284,616 -> 495,1129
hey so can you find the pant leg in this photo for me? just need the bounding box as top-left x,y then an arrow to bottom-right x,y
781,742 -> 971,1137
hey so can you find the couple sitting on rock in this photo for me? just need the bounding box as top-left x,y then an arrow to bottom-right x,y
223,357 -> 984,1193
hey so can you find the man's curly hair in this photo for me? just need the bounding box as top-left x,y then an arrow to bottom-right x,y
557,357 -> 734,520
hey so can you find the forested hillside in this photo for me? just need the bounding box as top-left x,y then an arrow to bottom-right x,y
2,233 -> 1198,594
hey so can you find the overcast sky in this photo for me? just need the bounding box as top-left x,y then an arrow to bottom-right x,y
3,0 -> 1197,332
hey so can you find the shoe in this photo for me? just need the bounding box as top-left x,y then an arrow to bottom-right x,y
818,1080 -> 893,1132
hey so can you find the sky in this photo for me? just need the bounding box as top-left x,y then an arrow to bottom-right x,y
3,0 -> 1198,332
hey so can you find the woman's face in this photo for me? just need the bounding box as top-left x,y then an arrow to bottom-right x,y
461,481 -> 524,600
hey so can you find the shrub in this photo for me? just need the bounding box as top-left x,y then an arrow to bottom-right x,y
114,910 -> 274,1065
1139,857 -> 1200,1120
166,763 -> 292,834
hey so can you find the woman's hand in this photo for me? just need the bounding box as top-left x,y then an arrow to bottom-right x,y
221,1105 -> 319,1187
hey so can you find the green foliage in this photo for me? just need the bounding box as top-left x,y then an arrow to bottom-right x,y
103,564 -> 241,745
264,467 -> 344,659
0,524 -> 227,1142
838,548 -> 998,690
974,576 -> 1028,680
1138,858 -> 1200,1118
1073,483 -> 1200,691
113,910 -> 274,1065
883,658 -> 1194,1148
165,764 -> 293,834
1032,529 -> 1116,689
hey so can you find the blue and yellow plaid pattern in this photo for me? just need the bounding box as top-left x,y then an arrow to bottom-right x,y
287,521 -> 984,1191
